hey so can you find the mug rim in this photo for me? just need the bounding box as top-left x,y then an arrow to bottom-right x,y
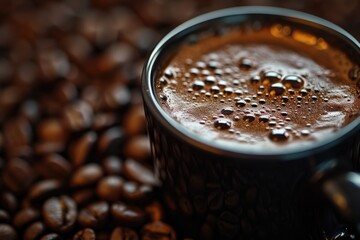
142,6 -> 360,161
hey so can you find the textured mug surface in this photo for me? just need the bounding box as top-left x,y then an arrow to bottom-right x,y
142,7 -> 360,240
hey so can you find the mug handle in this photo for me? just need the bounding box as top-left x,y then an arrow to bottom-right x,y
313,160 -> 360,234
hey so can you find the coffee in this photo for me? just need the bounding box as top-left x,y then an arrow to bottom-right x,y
156,24 -> 360,150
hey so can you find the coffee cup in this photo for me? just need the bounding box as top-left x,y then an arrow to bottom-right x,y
142,6 -> 360,239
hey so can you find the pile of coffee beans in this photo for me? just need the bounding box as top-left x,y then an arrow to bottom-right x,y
0,0 -> 359,239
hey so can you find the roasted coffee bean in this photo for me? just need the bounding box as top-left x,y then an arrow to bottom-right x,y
2,158 -> 35,194
0,192 -> 18,213
70,163 -> 103,188
0,209 -> 10,223
13,208 -> 40,229
3,116 -> 32,158
110,227 -> 139,240
121,181 -> 154,204
101,82 -> 132,110
96,176 -> 123,202
217,211 -> 240,238
72,189 -> 96,207
43,196 -> 77,233
40,233 -> 61,240
24,221 -> 46,240
123,105 -> 147,136
111,202 -> 146,228
27,180 -> 63,203
122,159 -> 159,186
34,142 -> 65,156
0,224 -> 17,240
92,113 -> 116,131
69,131 -> 97,167
97,127 -> 125,156
63,100 -> 93,132
141,221 -> 176,240
102,156 -> 123,175
123,136 -> 151,162
77,201 -> 109,228
37,154 -> 72,181
145,202 -> 165,222
73,228 -> 96,240
36,118 -> 68,143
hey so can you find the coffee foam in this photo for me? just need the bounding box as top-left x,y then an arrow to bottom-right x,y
156,24 -> 360,149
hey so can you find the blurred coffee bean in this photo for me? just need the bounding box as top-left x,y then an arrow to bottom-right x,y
92,113 -> 116,131
70,163 -> 103,188
145,202 -> 165,222
53,81 -> 77,104
19,100 -> 40,124
37,48 -> 70,82
122,159 -> 159,186
77,201 -> 109,228
123,105 -> 147,136
13,208 -> 40,229
40,233 -> 61,240
141,221 -> 176,240
43,196 -> 77,233
34,142 -> 65,156
111,202 -> 146,228
0,192 -> 18,213
123,136 -> 151,162
0,209 -> 10,223
27,180 -> 63,203
73,228 -> 96,240
0,224 -> 17,240
102,156 -> 123,175
3,116 -> 32,158
69,131 -> 97,167
24,221 -> 46,240
101,82 -> 131,111
63,100 -> 93,132
121,181 -> 154,205
110,226 -> 139,240
37,118 -> 67,143
2,158 -> 35,195
72,189 -> 96,207
96,176 -> 123,202
97,127 -> 125,156
37,154 -> 72,181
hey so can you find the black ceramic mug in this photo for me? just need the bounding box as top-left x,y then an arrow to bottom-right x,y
142,7 -> 360,240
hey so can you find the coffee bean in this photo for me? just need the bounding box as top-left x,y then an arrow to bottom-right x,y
24,221 -> 46,240
2,159 -> 35,195
123,136 -> 151,162
122,159 -> 159,186
101,82 -> 132,110
3,116 -> 32,158
72,189 -> 96,207
123,105 -> 147,136
102,156 -> 123,175
96,176 -> 123,202
110,227 -> 139,240
63,100 -> 93,132
37,154 -> 72,181
73,228 -> 96,240
121,181 -> 154,204
145,202 -> 165,222
92,113 -> 116,131
97,127 -> 125,156
70,163 -> 103,188
27,180 -> 63,203
0,224 -> 17,240
13,208 -> 40,229
40,233 -> 61,240
68,131 -> 97,167
0,209 -> 9,223
217,211 -> 240,238
78,201 -> 109,228
111,202 -> 146,228
0,192 -> 18,213
34,142 -> 65,156
36,118 -> 67,143
43,196 -> 77,233
141,221 -> 176,240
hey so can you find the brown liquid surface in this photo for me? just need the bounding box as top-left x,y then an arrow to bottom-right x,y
156,24 -> 360,149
